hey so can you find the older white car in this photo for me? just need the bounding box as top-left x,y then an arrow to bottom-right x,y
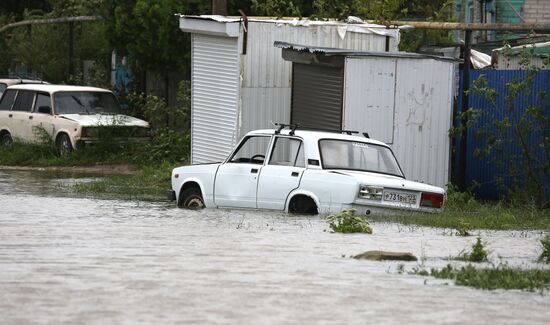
0,84 -> 150,154
168,125 -> 445,215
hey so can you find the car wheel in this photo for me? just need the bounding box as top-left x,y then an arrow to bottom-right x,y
56,133 -> 73,156
179,188 -> 205,210
0,133 -> 13,146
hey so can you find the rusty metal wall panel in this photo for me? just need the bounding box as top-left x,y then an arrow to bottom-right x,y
392,58 -> 454,187
290,63 -> 343,130
191,34 -> 239,164
343,57 -> 397,143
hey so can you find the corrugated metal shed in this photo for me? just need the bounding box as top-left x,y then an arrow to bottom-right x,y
191,34 -> 240,163
277,42 -> 456,187
179,15 -> 400,164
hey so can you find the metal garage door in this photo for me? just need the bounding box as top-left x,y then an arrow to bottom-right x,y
290,63 -> 344,130
191,34 -> 239,164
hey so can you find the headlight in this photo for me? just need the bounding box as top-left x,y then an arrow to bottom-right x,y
81,127 -> 98,138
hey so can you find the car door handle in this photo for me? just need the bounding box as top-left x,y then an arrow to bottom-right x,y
8,114 -> 12,118
28,115 -> 33,120
291,172 -> 299,177
251,168 -> 258,174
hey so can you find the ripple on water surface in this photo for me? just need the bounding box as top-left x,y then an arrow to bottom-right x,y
0,171 -> 549,324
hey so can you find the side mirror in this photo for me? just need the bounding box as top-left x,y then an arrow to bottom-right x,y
38,106 -> 52,114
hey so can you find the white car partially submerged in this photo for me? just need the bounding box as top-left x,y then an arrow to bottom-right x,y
0,84 -> 150,154
168,125 -> 445,215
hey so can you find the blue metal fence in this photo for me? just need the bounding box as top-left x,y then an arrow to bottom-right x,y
456,69 -> 550,200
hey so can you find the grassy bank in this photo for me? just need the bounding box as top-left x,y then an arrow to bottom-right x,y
413,264 -> 550,293
0,136 -> 186,202
371,188 -> 550,231
72,163 -> 174,201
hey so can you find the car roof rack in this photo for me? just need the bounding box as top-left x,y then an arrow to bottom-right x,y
273,123 -> 368,137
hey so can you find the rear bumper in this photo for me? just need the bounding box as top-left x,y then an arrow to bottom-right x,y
166,190 -> 176,201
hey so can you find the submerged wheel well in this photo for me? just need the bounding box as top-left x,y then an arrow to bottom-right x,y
288,194 -> 318,215
0,129 -> 10,137
178,182 -> 203,206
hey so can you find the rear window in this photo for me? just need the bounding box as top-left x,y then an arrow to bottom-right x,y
0,89 -> 16,111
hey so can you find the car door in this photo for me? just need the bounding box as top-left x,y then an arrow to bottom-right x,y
214,135 -> 272,208
29,92 -> 56,142
257,136 -> 306,210
0,89 -> 17,132
8,90 -> 35,142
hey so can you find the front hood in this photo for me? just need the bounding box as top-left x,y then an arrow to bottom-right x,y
59,114 -> 149,127
329,170 -> 445,194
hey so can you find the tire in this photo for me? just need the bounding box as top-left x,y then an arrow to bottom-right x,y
179,188 -> 205,210
56,133 -> 73,156
0,133 -> 13,146
289,196 -> 318,215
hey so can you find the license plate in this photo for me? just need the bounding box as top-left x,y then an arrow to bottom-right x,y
383,191 -> 417,205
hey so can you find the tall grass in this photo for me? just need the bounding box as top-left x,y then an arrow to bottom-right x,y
372,185 -> 550,230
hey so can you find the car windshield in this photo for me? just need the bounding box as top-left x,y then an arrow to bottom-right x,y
54,91 -> 121,115
0,84 -> 6,97
319,139 -> 404,177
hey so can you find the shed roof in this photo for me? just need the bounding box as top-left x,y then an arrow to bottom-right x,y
178,14 -> 399,39
274,41 -> 459,62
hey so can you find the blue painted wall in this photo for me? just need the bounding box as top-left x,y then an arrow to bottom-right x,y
456,69 -> 550,200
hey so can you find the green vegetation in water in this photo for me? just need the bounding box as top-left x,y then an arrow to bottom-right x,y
456,218 -> 473,236
73,162 -> 175,201
414,264 -> 550,293
371,185 -> 550,230
455,237 -> 489,263
327,209 -> 373,234
539,234 -> 550,264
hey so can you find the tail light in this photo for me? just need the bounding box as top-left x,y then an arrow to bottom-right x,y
420,192 -> 444,208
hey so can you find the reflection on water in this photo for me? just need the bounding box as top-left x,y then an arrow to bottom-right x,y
0,171 -> 549,324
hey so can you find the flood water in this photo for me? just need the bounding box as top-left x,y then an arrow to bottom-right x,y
0,170 -> 549,324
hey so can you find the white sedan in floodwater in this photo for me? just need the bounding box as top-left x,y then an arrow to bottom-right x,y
168,125 -> 445,215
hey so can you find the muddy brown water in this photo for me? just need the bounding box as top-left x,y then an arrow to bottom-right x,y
0,170 -> 549,324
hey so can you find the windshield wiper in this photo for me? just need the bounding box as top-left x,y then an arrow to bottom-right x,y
71,95 -> 94,114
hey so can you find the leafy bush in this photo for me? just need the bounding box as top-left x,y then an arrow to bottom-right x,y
456,237 -> 489,263
539,234 -> 550,264
456,218 -> 472,236
326,209 -> 372,234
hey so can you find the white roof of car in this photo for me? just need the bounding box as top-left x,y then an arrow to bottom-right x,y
246,128 -> 389,147
6,84 -> 112,93
0,78 -> 49,86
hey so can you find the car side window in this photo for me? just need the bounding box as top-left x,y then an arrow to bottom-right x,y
0,89 -> 16,111
229,136 -> 271,164
269,137 -> 305,168
34,93 -> 52,114
12,90 -> 35,112
0,83 -> 6,97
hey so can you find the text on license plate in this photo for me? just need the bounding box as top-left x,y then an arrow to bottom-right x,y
383,191 -> 417,204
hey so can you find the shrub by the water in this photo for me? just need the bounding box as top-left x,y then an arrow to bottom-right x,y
326,209 -> 372,234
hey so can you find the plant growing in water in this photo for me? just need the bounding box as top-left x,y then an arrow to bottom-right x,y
456,218 -> 473,236
539,234 -> 550,263
326,209 -> 372,234
456,237 -> 489,262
